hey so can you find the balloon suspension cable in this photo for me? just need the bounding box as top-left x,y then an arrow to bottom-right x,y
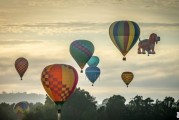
57,109 -> 61,120
123,57 -> 126,61
81,69 -> 83,73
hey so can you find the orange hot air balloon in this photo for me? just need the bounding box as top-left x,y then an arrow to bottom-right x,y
121,72 -> 134,87
41,64 -> 78,119
15,57 -> 28,80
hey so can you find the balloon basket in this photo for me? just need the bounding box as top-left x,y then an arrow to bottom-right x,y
123,57 -> 126,61
57,112 -> 61,120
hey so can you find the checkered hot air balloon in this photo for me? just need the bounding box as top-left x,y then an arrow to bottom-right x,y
109,21 -> 140,61
41,64 -> 78,119
70,40 -> 94,73
121,72 -> 134,87
15,57 -> 28,80
14,101 -> 30,120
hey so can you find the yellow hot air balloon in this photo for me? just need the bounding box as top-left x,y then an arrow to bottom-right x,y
121,72 -> 134,87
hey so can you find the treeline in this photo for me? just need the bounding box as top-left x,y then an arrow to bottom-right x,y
0,88 -> 178,120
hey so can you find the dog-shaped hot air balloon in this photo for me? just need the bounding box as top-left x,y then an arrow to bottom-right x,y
138,33 -> 160,56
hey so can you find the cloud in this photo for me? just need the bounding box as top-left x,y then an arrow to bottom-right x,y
0,22 -> 178,36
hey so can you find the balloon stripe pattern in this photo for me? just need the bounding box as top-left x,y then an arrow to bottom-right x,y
109,21 -> 140,56
41,64 -> 78,103
72,42 -> 92,57
121,72 -> 134,87
15,57 -> 28,80
70,40 -> 94,70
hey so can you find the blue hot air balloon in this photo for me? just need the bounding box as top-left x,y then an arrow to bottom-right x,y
85,66 -> 100,86
87,56 -> 99,67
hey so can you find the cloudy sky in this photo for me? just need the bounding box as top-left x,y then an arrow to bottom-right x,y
0,0 -> 179,103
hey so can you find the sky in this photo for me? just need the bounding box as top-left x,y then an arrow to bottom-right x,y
0,0 -> 179,104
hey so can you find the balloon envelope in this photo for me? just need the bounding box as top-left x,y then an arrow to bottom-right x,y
85,66 -> 100,86
121,72 -> 134,87
87,56 -> 99,67
14,101 -> 30,120
15,57 -> 28,80
109,21 -> 140,60
70,40 -> 94,72
41,64 -> 78,107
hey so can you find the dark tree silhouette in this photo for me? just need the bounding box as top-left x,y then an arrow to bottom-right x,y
0,90 -> 178,120
0,102 -> 16,120
106,95 -> 127,120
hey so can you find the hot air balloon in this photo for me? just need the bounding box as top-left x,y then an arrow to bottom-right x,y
109,21 -> 140,61
87,56 -> 100,67
70,40 -> 94,73
14,101 -> 30,120
121,72 -> 134,87
15,57 -> 28,80
41,64 -> 78,120
85,66 -> 100,86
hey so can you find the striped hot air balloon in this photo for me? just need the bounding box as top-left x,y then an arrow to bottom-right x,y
14,101 -> 30,120
41,64 -> 78,119
121,72 -> 134,87
15,57 -> 28,80
109,21 -> 140,61
70,40 -> 94,73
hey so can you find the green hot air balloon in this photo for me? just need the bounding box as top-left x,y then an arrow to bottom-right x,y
109,21 -> 140,61
70,40 -> 94,73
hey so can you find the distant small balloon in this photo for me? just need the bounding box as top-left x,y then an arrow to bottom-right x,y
14,101 -> 30,120
15,57 -> 28,80
121,72 -> 134,87
87,56 -> 99,67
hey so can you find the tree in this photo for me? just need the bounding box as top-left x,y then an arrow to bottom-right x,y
61,88 -> 97,120
106,95 -> 127,120
0,102 -> 16,120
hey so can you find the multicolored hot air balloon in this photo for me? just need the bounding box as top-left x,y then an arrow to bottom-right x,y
85,66 -> 100,86
14,101 -> 30,120
41,64 -> 78,120
121,71 -> 134,87
87,56 -> 100,67
70,40 -> 94,73
15,57 -> 28,80
109,21 -> 140,61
